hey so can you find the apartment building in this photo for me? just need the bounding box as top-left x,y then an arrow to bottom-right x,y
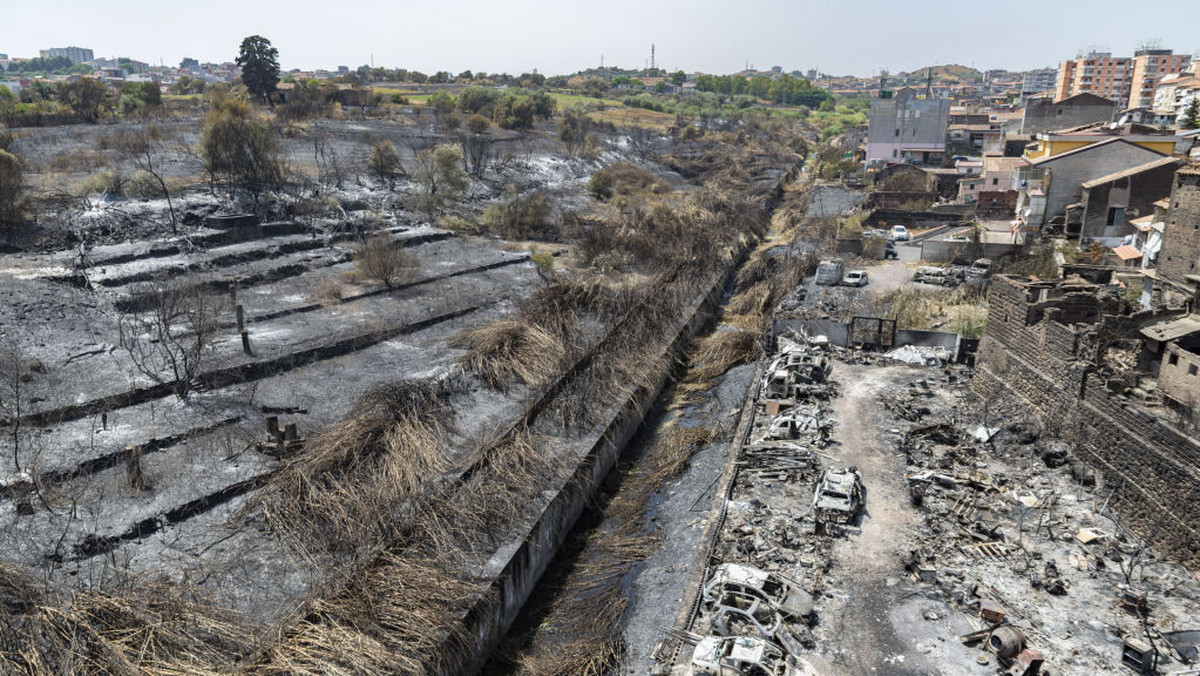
38,46 -> 95,64
1129,49 -> 1192,110
1056,49 -> 1192,111
1055,52 -> 1132,107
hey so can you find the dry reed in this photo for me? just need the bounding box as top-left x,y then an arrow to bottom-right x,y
248,379 -> 452,558
452,320 -> 567,390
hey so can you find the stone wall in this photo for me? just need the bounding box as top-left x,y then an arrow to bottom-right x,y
1158,343 -> 1200,410
1158,168 -> 1200,287
1021,95 -> 1116,135
1040,141 -> 1165,229
1079,160 -> 1181,241
973,275 -> 1200,569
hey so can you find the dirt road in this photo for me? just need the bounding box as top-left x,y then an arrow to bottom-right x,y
810,363 -> 932,675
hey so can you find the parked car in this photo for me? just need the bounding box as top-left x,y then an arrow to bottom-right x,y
814,259 -> 844,286
968,257 -> 992,278
890,225 -> 910,241
812,466 -> 864,526
842,270 -> 869,287
913,266 -> 955,286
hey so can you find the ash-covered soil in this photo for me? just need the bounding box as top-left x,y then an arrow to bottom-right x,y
661,340 -> 1200,675
0,113 -> 647,622
0,210 -> 549,618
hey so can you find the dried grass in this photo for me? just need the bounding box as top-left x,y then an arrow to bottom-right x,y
687,327 -> 763,384
306,277 -> 343,306
451,320 -> 567,390
726,280 -> 773,317
505,425 -> 719,674
249,379 -> 452,557
248,429 -> 561,676
250,550 -> 479,676
0,572 -> 256,676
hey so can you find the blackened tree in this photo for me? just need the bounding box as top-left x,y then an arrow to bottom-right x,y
236,35 -> 280,106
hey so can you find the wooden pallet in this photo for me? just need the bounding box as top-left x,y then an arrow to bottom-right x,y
949,494 -> 978,521
964,541 -> 1011,560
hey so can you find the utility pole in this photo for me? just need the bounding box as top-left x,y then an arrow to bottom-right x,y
651,44 -> 656,71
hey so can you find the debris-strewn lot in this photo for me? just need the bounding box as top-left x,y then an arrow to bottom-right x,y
660,330 -> 1200,675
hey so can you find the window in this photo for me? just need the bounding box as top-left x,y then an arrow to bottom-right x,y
992,178 -> 999,186
1169,353 -> 1179,366
895,129 -> 901,137
1190,363 -> 1198,376
1106,207 -> 1125,228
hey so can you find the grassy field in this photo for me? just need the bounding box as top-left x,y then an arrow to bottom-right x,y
370,87 -> 429,103
587,106 -> 675,131
546,91 -> 624,108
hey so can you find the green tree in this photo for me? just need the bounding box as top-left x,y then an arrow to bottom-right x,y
458,87 -> 499,115
236,35 -> 281,106
427,92 -> 456,114
200,99 -> 285,197
415,143 -> 469,217
587,168 -> 613,200
118,81 -> 162,117
367,140 -> 403,188
466,113 -> 491,134
0,148 -> 22,226
559,107 -> 592,155
670,70 -> 687,86
58,78 -> 110,123
1182,98 -> 1200,130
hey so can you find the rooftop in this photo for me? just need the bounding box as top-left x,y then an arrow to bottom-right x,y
1140,314 -> 1200,342
1030,138 -> 1166,166
1080,156 -> 1185,189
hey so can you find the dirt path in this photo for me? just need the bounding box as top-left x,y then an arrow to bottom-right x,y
815,363 -> 932,675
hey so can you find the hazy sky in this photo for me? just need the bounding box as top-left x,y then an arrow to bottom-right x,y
4,1 -> 1199,77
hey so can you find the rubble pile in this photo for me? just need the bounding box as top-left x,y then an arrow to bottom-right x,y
884,371 -> 1200,675
662,325 -> 1200,675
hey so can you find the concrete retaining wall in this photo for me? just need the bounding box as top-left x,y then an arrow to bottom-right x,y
920,239 -> 1022,264
773,318 -> 963,359
448,260 -> 740,675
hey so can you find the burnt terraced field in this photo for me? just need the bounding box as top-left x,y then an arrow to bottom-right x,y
0,218 -> 544,620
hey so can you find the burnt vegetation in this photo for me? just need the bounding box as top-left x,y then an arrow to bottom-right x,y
0,40 -> 837,675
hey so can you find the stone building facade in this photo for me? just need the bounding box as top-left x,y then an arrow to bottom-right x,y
1159,342 -> 1200,413
974,275 -> 1200,568
1021,93 -> 1116,135
1075,156 -> 1183,243
1157,165 -> 1200,287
